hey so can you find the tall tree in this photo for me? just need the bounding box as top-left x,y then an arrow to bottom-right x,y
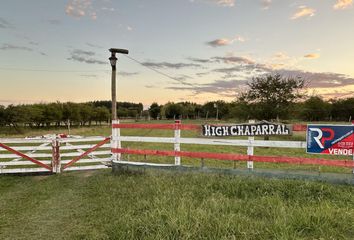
301,96 -> 330,121
148,103 -> 161,120
0,105 -> 6,126
239,74 -> 305,121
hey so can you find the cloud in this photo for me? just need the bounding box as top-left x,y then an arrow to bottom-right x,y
127,26 -> 133,31
304,53 -> 320,59
212,56 -> 255,64
0,43 -> 32,51
291,6 -> 316,20
141,61 -> 201,69
275,70 -> 354,89
65,0 -> 97,20
206,36 -> 245,47
261,0 -> 272,10
333,0 -> 353,9
67,49 -> 106,64
321,91 -> 354,99
188,57 -> 212,63
273,52 -> 289,60
118,71 -> 139,76
210,56 -> 354,89
0,17 -> 13,29
192,0 -> 235,7
167,79 -> 247,97
212,0 -> 235,7
206,39 -> 231,47
165,53 -> 354,98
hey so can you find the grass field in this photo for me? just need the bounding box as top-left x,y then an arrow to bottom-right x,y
0,122 -> 354,239
0,169 -> 353,240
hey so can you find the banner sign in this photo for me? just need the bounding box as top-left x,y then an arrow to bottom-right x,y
307,125 -> 354,156
202,121 -> 292,137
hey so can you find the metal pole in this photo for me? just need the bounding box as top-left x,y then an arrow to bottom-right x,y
111,64 -> 117,121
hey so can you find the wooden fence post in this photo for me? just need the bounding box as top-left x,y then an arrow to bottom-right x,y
112,119 -> 121,161
247,119 -> 255,170
174,120 -> 181,165
51,139 -> 61,174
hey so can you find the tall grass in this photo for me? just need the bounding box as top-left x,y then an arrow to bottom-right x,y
0,170 -> 353,239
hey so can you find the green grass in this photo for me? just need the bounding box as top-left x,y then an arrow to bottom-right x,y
0,170 -> 353,240
1,122 -> 353,239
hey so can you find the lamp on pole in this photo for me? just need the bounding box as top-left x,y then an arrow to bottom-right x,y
109,48 -> 129,121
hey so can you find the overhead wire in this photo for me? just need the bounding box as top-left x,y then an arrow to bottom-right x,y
123,55 -> 196,86
0,67 -> 107,73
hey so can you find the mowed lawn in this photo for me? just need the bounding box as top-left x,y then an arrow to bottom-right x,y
0,169 -> 353,240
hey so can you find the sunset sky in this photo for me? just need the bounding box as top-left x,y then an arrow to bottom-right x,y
0,0 -> 353,107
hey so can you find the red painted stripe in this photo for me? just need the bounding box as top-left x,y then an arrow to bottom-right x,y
112,123 -> 200,130
0,142 -> 52,170
293,124 -> 307,131
113,123 -> 306,132
63,137 -> 110,169
113,123 -> 176,129
112,148 -> 354,168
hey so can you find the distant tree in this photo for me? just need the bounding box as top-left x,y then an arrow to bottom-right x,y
5,105 -> 29,131
93,106 -> 110,125
163,102 -> 183,119
239,74 -> 305,121
149,103 -> 161,120
228,100 -> 250,120
62,102 -> 81,126
79,103 -> 94,126
201,101 -> 229,120
331,97 -> 354,121
44,103 -> 63,127
26,104 -> 45,127
0,105 -> 6,126
301,96 -> 330,121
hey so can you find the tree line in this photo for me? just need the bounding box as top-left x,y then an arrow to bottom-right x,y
147,96 -> 353,122
0,101 -> 143,129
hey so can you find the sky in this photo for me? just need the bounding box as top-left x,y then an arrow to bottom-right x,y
0,0 -> 353,107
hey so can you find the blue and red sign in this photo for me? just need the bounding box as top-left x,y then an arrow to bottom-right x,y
307,125 -> 353,156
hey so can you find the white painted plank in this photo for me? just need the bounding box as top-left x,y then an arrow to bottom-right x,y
0,158 -> 112,166
63,165 -> 110,171
114,136 -> 307,148
59,137 -> 108,143
60,150 -> 111,157
113,160 -> 175,167
0,139 -> 52,144
0,145 -> 52,152
59,144 -> 111,150
0,168 -> 51,174
0,153 -> 52,159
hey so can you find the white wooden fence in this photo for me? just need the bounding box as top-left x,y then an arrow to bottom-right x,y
111,120 -> 354,171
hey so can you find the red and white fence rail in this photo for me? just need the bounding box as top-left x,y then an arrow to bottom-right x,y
0,136 -> 111,174
111,120 -> 354,170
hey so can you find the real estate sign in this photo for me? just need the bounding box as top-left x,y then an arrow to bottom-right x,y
202,121 -> 292,137
307,125 -> 354,156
